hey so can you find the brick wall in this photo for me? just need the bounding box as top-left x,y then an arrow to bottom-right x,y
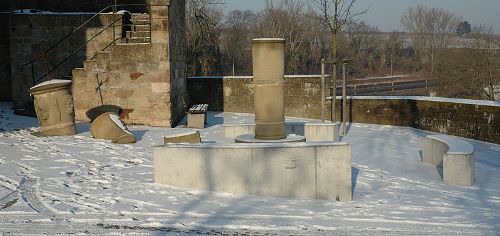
9,13 -> 123,111
1,0 -> 147,13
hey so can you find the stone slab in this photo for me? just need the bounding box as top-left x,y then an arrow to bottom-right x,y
235,134 -> 305,143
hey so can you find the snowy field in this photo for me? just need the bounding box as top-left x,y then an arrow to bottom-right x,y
0,102 -> 499,235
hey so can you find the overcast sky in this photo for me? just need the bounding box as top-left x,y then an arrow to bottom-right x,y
223,0 -> 500,33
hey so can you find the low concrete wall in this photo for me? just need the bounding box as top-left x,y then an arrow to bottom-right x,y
340,97 -> 500,144
190,78 -> 500,144
223,122 -> 340,142
154,142 -> 352,201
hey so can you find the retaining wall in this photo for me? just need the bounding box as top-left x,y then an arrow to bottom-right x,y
189,76 -> 500,144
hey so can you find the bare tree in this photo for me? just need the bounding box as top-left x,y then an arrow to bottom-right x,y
221,10 -> 257,75
401,5 -> 461,79
258,0 -> 314,74
186,0 -> 224,76
436,24 -> 499,100
309,0 -> 367,121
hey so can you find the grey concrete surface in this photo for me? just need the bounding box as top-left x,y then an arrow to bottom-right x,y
154,142 -> 352,201
423,135 -> 475,186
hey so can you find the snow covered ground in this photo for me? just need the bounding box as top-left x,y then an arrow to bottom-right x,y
0,102 -> 499,235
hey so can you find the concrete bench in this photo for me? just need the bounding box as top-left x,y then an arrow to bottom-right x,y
182,95 -> 208,129
423,134 -> 475,186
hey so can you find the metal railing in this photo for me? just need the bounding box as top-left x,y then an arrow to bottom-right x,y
18,2 -> 152,86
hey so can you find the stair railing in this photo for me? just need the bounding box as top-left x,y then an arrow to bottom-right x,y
18,2 -> 152,87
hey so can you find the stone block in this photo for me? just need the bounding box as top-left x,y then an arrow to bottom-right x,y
164,130 -> 201,144
187,113 -> 205,129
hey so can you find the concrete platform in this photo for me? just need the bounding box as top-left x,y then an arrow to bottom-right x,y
154,142 -> 352,201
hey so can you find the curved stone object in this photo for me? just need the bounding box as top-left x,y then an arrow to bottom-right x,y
30,80 -> 76,136
90,112 -> 136,144
252,38 -> 286,140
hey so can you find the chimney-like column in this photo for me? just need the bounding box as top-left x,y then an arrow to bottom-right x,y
252,38 -> 286,140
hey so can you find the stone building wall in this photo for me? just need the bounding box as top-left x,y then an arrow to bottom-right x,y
167,0 -> 187,126
0,13 -> 12,101
188,76 -> 500,144
1,0 -> 147,13
9,13 -> 123,111
72,0 -> 187,127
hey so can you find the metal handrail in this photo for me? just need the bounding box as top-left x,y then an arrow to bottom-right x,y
19,2 -> 152,86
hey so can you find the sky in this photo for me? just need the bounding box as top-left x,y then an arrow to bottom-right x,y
223,0 -> 500,33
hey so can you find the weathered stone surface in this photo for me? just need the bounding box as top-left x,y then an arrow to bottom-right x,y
30,80 -> 76,136
9,0 -> 187,128
10,13 -> 123,111
253,38 -> 285,140
163,130 -> 201,144
187,113 -> 205,129
90,112 -> 136,144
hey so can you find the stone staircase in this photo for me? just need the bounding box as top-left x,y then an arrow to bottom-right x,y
122,13 -> 151,44
71,13 -> 155,123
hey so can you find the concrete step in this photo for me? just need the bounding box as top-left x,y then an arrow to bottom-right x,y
126,37 -> 151,44
131,19 -> 150,25
132,24 -> 150,31
131,13 -> 149,21
126,31 -> 150,38
83,60 -> 97,72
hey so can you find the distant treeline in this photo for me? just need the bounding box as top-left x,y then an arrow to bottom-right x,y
186,0 -> 499,100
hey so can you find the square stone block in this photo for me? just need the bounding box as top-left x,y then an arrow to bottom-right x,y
187,113 -> 205,129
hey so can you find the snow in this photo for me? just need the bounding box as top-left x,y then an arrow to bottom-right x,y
0,102 -> 499,235
327,95 -> 500,107
108,113 -> 132,135
427,134 -> 475,154
29,79 -> 71,91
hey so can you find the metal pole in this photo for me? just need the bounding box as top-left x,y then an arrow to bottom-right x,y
320,59 -> 325,122
342,60 -> 347,136
331,62 -> 336,122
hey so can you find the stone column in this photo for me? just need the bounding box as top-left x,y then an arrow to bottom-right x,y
30,80 -> 76,136
253,38 -> 285,140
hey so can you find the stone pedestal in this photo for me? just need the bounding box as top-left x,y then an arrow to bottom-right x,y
253,38 -> 285,140
30,80 -> 76,136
